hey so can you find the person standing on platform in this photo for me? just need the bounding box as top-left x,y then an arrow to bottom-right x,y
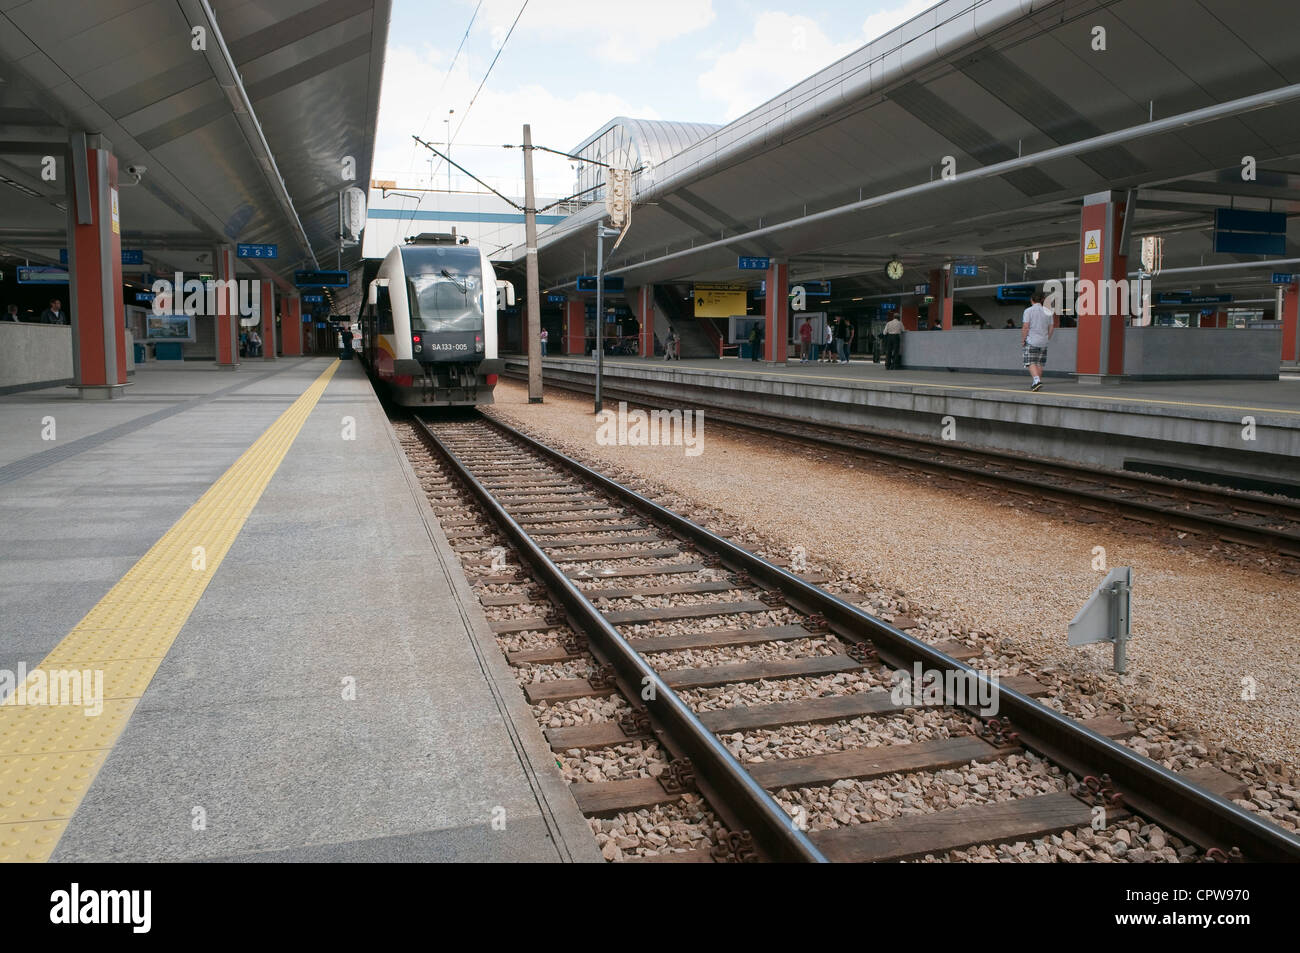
4,304 -> 19,321
883,313 -> 904,369
540,327 -> 548,356
798,316 -> 813,362
664,328 -> 678,360
1021,290 -> 1053,392
822,318 -> 835,362
339,324 -> 354,360
40,298 -> 67,325
834,315 -> 849,363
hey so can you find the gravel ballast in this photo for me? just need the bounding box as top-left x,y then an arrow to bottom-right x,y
487,379 -> 1300,769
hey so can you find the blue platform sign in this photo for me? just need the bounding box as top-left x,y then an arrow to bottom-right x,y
302,294 -> 324,303
996,284 -> 1036,302
134,291 -> 155,303
294,270 -> 348,287
1213,209 -> 1286,256
546,293 -> 567,304
1272,273 -> 1295,285
59,248 -> 143,265
879,302 -> 898,311
914,283 -> 930,296
738,256 -> 770,270
237,243 -> 278,259
953,264 -> 978,277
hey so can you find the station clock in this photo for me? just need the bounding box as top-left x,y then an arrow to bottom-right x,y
886,259 -> 905,280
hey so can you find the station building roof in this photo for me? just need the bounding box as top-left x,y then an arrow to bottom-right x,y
0,0 -> 390,315
518,0 -> 1300,304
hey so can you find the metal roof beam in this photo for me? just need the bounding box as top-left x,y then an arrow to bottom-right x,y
176,0 -> 319,269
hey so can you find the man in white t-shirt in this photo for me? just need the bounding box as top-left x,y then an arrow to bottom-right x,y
1021,291 -> 1054,391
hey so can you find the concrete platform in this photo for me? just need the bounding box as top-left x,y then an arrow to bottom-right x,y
0,358 -> 598,862
516,356 -> 1300,491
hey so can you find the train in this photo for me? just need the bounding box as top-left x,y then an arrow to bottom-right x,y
358,233 -> 510,407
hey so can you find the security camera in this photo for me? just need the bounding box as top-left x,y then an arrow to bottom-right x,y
125,164 -> 146,178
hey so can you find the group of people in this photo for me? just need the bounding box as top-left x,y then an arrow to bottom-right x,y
239,329 -> 263,358
3,299 -> 68,324
788,314 -> 904,367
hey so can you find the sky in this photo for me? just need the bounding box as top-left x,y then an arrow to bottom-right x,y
371,0 -> 938,199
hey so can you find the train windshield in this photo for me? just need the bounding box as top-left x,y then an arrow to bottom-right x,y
408,270 -> 483,333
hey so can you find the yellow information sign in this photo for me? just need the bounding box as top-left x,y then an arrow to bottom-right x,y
1083,228 -> 1101,264
692,283 -> 747,318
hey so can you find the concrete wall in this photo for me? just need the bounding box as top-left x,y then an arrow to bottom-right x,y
1123,327 -> 1281,379
0,322 -> 73,389
903,328 -> 1077,376
901,326 -> 1281,379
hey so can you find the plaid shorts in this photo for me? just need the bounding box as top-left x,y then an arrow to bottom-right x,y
1022,345 -> 1048,368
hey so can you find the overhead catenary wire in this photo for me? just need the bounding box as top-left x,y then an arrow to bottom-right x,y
395,1 -> 485,237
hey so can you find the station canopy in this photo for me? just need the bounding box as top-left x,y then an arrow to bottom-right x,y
0,0 -> 389,316
519,0 -> 1300,304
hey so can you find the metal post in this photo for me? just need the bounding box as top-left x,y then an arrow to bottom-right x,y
595,226 -> 604,414
523,124 -> 543,403
1276,285 -> 1285,326
1111,577 -> 1131,674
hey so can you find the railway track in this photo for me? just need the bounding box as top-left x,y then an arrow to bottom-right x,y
504,369 -> 1300,564
399,412 -> 1300,863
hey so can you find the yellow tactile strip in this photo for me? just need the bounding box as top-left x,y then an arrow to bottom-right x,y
0,361 -> 339,861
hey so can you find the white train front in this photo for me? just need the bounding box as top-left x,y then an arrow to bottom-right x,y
360,234 -> 509,406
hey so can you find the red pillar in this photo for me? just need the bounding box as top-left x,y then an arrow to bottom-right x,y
260,280 -> 276,360
764,263 -> 788,362
1282,281 -> 1299,365
66,133 -> 128,398
214,244 -> 238,368
632,285 -> 655,356
900,306 -> 919,331
929,268 -> 954,330
1075,191 -> 1128,380
563,299 -> 584,355
282,295 -> 302,356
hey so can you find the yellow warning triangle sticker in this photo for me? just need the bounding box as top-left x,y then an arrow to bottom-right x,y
1086,236 -> 1099,250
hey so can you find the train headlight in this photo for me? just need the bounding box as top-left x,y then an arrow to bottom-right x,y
474,335 -> 484,353
413,343 -> 422,353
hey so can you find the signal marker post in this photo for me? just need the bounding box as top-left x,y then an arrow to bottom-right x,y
523,124 -> 543,403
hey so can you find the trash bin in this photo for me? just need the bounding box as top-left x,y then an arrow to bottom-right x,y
133,343 -> 146,364
739,342 -> 752,360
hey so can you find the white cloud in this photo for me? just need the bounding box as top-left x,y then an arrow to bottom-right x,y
861,0 -> 936,43
372,43 -> 660,198
476,0 -> 716,62
697,12 -> 862,121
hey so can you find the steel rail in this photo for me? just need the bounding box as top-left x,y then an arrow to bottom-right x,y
483,413 -> 1300,862
506,368 -> 1300,557
412,416 -> 828,863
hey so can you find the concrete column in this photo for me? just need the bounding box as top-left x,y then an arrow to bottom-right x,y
764,262 -> 788,363
66,133 -> 128,398
1282,281 -> 1299,365
632,285 -> 655,356
260,280 -> 276,360
214,244 -> 238,368
282,295 -> 303,356
1075,191 -> 1129,382
564,299 -> 585,355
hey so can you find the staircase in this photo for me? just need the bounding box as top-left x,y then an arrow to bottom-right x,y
654,285 -> 720,359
